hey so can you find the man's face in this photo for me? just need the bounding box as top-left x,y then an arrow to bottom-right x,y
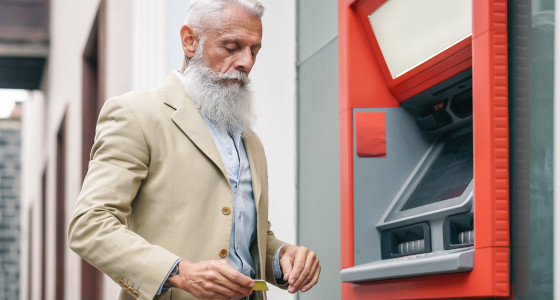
201,4 -> 263,80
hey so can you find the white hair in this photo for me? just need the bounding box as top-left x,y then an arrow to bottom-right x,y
184,0 -> 265,34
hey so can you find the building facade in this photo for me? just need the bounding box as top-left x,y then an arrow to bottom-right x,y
0,114 -> 21,300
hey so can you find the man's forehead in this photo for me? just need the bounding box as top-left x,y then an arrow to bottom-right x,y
212,3 -> 262,33
212,26 -> 262,42
202,9 -> 262,46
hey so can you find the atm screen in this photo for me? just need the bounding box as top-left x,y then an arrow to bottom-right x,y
402,133 -> 473,211
367,0 -> 472,79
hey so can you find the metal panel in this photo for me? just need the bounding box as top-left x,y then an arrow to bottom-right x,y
298,0 -> 338,63
298,37 -> 341,299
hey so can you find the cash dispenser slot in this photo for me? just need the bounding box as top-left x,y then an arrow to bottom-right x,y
381,223 -> 431,259
444,212 -> 474,250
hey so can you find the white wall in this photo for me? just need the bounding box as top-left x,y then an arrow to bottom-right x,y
20,91 -> 45,300
106,0 -> 133,98
165,0 -> 191,73
131,0 -> 167,91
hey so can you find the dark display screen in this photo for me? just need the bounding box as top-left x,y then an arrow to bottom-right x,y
402,133 -> 473,211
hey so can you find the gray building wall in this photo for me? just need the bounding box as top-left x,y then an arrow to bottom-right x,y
0,118 -> 21,300
297,0 -> 341,299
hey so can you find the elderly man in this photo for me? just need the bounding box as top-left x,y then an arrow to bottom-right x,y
67,0 -> 320,299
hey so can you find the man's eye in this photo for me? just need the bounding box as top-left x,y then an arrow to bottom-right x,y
225,44 -> 239,53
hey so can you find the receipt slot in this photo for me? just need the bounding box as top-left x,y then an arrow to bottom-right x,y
339,0 -> 509,299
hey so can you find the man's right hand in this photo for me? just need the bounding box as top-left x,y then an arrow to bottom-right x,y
167,260 -> 255,299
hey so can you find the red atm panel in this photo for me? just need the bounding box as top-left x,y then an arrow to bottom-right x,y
339,0 -> 509,299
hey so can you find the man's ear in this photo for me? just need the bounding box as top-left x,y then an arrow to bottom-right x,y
180,25 -> 199,58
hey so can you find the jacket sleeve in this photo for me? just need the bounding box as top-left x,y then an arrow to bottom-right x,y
68,98 -> 179,300
265,222 -> 289,289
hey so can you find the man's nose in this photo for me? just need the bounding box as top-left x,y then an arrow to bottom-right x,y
234,47 -> 255,74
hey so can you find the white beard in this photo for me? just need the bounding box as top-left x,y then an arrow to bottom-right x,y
182,53 -> 254,135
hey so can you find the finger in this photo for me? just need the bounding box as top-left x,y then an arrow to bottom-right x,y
280,254 -> 294,281
207,271 -> 252,299
206,263 -> 254,295
213,261 -> 255,289
288,248 -> 308,286
283,269 -> 291,282
215,274 -> 254,296
301,259 -> 321,293
291,249 -> 316,289
187,274 -> 246,300
294,251 -> 317,289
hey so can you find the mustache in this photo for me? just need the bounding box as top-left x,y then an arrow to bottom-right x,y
185,51 -> 250,86
211,69 -> 251,86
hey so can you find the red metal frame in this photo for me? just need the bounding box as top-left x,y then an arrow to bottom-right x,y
338,0 -> 510,298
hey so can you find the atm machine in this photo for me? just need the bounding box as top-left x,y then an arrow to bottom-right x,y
339,0 -> 509,299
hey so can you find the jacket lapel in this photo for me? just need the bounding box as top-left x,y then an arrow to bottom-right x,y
243,132 -> 262,208
161,74 -> 229,181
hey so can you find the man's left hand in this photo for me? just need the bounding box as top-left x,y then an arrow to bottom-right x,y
279,245 -> 321,294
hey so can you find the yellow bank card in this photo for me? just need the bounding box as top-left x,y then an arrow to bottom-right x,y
252,280 -> 269,291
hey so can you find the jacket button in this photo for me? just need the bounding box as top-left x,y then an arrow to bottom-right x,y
222,206 -> 231,215
132,291 -> 140,298
219,248 -> 228,258
127,287 -> 135,294
118,279 -> 125,286
123,282 -> 129,289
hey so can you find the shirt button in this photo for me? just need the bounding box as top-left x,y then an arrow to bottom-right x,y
219,248 -> 228,258
222,206 -> 231,215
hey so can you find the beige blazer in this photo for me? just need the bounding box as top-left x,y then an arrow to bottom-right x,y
68,74 -> 287,300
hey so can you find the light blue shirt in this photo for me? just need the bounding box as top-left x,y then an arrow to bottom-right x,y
156,72 -> 285,295
204,116 -> 257,278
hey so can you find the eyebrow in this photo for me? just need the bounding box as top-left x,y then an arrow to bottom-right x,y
220,38 -> 261,49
